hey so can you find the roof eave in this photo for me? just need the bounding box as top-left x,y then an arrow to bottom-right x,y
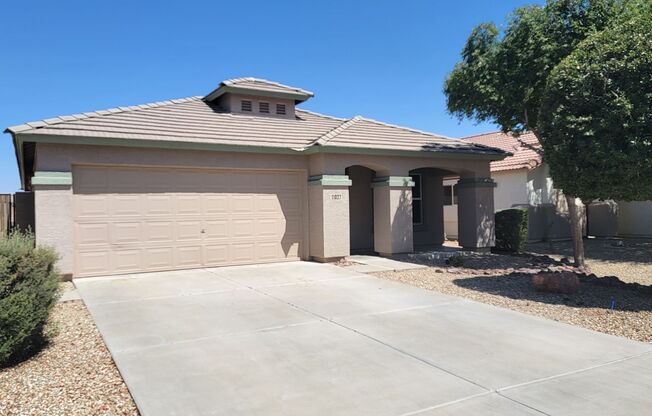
4,129 -> 26,190
306,145 -> 509,160
203,85 -> 313,103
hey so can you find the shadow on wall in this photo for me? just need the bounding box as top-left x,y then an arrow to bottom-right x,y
392,188 -> 413,251
475,209 -> 495,248
453,273 -> 652,312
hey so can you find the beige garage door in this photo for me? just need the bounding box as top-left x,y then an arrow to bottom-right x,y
72,165 -> 305,277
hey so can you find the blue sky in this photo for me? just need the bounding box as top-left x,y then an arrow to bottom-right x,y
0,0 -> 542,193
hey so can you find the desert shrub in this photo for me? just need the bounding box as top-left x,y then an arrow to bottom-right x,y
446,254 -> 466,267
0,231 -> 60,367
494,208 -> 529,253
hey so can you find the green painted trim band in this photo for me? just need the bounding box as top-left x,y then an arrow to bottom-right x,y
308,174 -> 352,187
31,171 -> 72,186
371,176 -> 415,188
456,177 -> 497,188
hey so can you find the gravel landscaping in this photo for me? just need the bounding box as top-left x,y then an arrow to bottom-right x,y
0,284 -> 139,416
377,238 -> 652,343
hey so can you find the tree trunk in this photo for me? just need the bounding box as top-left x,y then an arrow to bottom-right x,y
566,195 -> 585,268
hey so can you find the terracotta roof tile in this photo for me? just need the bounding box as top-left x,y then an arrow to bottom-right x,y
462,131 -> 542,172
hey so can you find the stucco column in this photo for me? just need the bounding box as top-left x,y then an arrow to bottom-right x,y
372,176 -> 414,256
456,177 -> 496,251
308,175 -> 352,262
31,171 -> 74,278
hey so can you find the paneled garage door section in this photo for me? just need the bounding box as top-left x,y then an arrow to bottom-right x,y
72,166 -> 304,277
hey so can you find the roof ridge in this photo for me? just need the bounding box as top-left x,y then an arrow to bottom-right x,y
6,96 -> 203,134
222,77 -> 314,96
295,108 -> 347,121
356,116 -> 455,141
311,116 -> 363,146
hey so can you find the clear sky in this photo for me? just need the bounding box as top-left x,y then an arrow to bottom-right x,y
0,0 -> 542,193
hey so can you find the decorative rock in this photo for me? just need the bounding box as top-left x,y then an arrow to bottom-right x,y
531,272 -> 580,294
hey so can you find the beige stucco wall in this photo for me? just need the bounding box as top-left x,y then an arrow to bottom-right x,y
33,142 -> 496,274
33,185 -> 74,276
373,186 -> 414,255
308,184 -> 351,261
443,163 -> 580,242
617,201 -> 652,237
495,170 -> 528,210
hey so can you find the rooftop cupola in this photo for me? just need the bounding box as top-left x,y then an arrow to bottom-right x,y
203,77 -> 313,119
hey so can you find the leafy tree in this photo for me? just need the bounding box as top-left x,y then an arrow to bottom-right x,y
539,2 -> 652,202
444,0 -> 626,267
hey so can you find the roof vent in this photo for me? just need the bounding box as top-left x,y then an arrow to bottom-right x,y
259,102 -> 270,113
276,104 -> 286,115
241,100 -> 252,112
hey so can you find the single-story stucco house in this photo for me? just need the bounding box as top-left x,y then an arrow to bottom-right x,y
443,131 -> 582,242
6,78 -> 506,278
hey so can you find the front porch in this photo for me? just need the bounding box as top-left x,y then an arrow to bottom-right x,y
307,153 -> 498,262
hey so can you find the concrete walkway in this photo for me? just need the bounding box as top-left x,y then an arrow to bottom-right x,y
75,262 -> 652,416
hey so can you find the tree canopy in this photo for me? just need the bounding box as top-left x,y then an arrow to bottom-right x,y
538,1 -> 652,201
444,0 -> 621,135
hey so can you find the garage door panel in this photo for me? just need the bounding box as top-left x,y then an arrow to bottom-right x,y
77,251 -> 110,275
145,195 -> 174,216
202,195 -> 229,214
279,193 -> 302,214
110,195 -> 143,217
202,244 -> 229,265
231,172 -> 256,191
231,195 -> 255,214
257,218 -> 280,237
110,222 -> 142,245
76,223 -> 110,247
257,242 -> 282,260
144,247 -> 175,269
177,221 -> 202,241
232,219 -> 255,238
112,250 -> 142,272
75,195 -> 110,218
204,220 -> 229,239
231,243 -> 255,262
73,166 -> 305,277
176,246 -> 202,267
177,195 -> 202,215
145,221 -> 174,242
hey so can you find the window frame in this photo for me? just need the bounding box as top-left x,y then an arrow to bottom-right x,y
259,101 -> 270,113
411,173 -> 423,225
276,103 -> 286,115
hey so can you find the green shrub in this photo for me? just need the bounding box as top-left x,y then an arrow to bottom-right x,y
446,254 -> 466,267
0,231 -> 60,367
494,208 -> 529,253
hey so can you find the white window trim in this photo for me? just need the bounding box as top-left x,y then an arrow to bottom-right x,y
412,173 -> 423,225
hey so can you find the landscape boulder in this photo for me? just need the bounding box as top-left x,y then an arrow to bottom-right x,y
531,271 -> 580,294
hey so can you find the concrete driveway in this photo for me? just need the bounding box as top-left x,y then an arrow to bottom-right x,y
75,262 -> 652,416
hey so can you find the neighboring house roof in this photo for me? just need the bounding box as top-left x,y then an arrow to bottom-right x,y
203,77 -> 314,103
6,99 -> 505,157
462,131 -> 542,172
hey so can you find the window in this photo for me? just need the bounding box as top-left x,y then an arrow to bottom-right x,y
411,174 -> 422,225
276,103 -> 286,115
444,184 -> 459,206
444,185 -> 453,206
241,100 -> 252,112
259,102 -> 270,113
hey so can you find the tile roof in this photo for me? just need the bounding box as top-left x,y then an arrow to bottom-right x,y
6,96 -> 505,157
462,131 -> 542,172
222,77 -> 314,97
204,77 -> 314,103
